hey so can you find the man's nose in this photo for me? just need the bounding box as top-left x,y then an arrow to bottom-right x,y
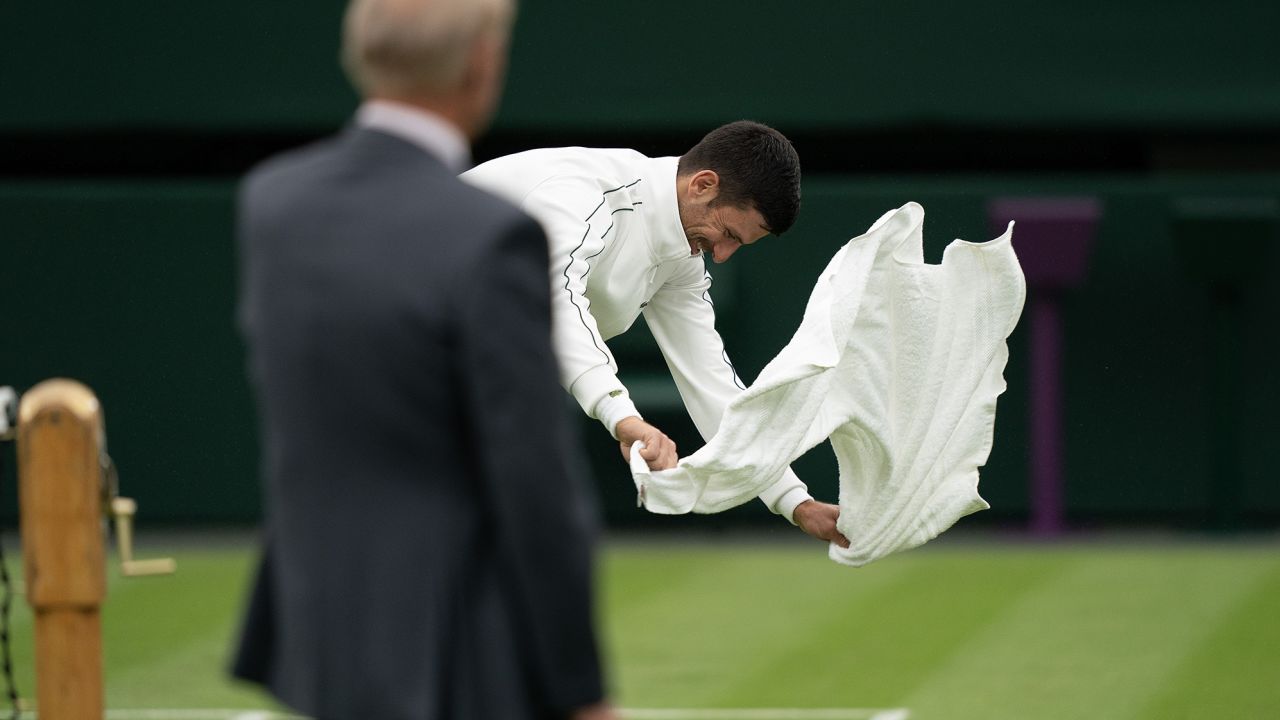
715,243 -> 739,263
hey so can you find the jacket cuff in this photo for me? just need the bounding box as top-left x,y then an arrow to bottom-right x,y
756,469 -> 812,524
593,392 -> 641,439
569,365 -> 626,418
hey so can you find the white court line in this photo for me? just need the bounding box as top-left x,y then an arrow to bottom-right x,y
10,707 -> 909,720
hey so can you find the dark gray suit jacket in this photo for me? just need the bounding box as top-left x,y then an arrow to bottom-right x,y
232,126 -> 605,719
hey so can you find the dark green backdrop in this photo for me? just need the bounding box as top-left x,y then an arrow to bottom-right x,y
2,1 -> 1278,528
3,177 -> 1278,526
2,1 -> 1279,132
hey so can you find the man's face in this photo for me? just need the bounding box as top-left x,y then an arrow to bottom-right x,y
683,201 -> 771,264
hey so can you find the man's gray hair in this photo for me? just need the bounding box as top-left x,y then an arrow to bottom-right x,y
342,0 -> 515,98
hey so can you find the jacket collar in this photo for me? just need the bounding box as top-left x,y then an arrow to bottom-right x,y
641,155 -> 695,263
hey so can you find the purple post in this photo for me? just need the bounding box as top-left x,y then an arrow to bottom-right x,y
988,197 -> 1101,537
1029,295 -> 1064,535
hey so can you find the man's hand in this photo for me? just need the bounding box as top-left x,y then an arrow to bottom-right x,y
616,416 -> 678,470
793,500 -> 850,548
572,702 -> 619,720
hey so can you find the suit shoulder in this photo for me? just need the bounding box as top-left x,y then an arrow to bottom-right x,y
241,136 -> 344,197
449,179 -> 543,237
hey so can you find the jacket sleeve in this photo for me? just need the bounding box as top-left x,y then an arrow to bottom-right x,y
520,179 -> 637,434
642,261 -> 813,522
455,213 -> 605,713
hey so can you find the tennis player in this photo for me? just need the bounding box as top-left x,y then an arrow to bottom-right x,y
464,124 -> 849,548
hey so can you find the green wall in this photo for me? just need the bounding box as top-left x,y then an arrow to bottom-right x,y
601,176 -> 1280,526
0,184 -> 258,521
2,2 -> 1278,132
2,1 -> 1278,528
4,177 -> 1276,526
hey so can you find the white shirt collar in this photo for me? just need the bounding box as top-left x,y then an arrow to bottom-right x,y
355,100 -> 471,172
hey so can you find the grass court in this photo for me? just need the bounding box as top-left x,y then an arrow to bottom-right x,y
2,532 -> 1278,720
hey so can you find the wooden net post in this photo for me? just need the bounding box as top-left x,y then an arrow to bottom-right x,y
16,379 -> 107,720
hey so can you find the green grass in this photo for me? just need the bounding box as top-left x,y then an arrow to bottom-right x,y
2,533 -> 1279,719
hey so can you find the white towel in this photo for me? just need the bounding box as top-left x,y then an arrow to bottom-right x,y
633,202 -> 1026,566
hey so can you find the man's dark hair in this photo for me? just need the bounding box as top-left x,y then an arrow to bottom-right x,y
678,120 -> 802,235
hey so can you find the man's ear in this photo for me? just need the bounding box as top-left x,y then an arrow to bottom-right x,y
685,169 -> 720,203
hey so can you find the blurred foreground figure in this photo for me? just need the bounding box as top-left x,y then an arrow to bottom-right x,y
231,0 -> 612,717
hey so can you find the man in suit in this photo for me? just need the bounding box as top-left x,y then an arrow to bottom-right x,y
231,0 -> 613,718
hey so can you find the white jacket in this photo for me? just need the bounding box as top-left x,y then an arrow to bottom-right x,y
463,148 -> 811,519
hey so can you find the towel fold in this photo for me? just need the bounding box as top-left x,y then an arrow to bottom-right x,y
633,202 -> 1026,566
